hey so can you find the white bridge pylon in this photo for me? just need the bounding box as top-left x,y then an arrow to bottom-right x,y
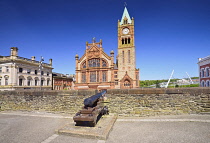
165,70 -> 194,88
165,70 -> 174,88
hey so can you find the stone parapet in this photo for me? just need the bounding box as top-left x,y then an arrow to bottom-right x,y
0,88 -> 210,116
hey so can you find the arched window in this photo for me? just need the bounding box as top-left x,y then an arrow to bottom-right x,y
124,79 -> 131,88
122,38 -> 124,45
201,80 -> 205,87
206,80 -> 210,87
201,69 -> 205,77
47,78 -> 50,86
27,76 -> 32,86
90,71 -> 96,82
88,59 -> 100,67
124,19 -> 128,25
82,72 -> 86,83
19,76 -> 24,86
41,78 -> 45,86
4,75 -> 9,85
34,77 -> 39,86
125,38 -> 127,44
102,60 -> 107,67
102,71 -> 107,82
128,38 -> 130,44
206,68 -> 209,77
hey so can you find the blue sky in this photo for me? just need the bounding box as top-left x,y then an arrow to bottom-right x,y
0,0 -> 210,80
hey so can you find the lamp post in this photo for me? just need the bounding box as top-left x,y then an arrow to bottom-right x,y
39,56 -> 44,90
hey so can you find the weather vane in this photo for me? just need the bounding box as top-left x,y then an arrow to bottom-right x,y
124,2 -> 127,7
93,37 -> 96,43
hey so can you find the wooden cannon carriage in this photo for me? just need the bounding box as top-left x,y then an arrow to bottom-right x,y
73,90 -> 109,127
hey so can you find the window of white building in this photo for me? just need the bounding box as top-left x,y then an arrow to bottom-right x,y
41,78 -> 45,86
19,68 -> 23,73
19,79 -> 23,86
27,77 -> 32,86
35,77 -> 39,86
0,67 -> 2,73
47,79 -> 50,86
6,66 -> 9,72
5,78 -> 8,85
19,76 -> 24,86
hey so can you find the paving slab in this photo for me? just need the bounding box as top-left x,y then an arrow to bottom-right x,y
56,113 -> 117,140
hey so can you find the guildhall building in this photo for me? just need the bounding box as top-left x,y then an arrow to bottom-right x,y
74,7 -> 140,89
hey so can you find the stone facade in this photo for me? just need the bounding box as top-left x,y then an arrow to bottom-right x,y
75,40 -> 115,90
0,47 -> 53,90
1,88 -> 210,116
198,55 -> 210,87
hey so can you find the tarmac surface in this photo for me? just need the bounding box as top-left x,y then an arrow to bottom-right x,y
0,111 -> 210,143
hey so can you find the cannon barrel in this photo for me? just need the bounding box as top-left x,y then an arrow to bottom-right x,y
84,90 -> 106,107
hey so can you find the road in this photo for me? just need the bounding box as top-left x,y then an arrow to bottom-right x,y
0,111 -> 210,143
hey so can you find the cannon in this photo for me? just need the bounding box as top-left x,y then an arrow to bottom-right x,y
73,90 -> 109,127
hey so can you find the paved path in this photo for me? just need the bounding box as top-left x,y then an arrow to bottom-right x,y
0,111 -> 210,143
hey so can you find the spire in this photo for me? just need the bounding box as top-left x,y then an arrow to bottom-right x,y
120,7 -> 132,25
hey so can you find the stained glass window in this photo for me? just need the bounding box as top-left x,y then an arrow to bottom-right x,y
88,59 -> 100,67
124,80 -> 130,87
102,60 -> 107,67
90,71 -> 96,82
102,71 -> 107,82
82,72 -> 86,83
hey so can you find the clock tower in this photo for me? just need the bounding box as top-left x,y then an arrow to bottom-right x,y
117,7 -> 139,88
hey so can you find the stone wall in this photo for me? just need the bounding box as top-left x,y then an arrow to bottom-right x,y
0,90 -> 97,114
106,88 -> 210,116
0,88 -> 210,116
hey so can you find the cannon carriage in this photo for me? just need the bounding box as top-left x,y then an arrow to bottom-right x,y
73,90 -> 109,127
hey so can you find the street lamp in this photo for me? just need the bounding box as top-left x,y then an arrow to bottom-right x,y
39,56 -> 44,90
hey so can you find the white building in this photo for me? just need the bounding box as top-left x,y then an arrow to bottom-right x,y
0,47 -> 53,90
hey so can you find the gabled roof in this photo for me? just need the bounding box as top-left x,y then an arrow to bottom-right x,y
120,7 -> 132,25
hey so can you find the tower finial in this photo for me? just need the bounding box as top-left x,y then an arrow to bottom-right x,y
124,2 -> 127,7
92,37 -> 96,43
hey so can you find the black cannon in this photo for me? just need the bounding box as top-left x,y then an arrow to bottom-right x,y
73,90 -> 109,127
84,90 -> 106,107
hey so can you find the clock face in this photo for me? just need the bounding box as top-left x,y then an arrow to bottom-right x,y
122,28 -> 129,34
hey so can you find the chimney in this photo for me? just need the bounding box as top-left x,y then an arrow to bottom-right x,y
31,56 -> 36,61
49,59 -> 52,65
10,47 -> 18,57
